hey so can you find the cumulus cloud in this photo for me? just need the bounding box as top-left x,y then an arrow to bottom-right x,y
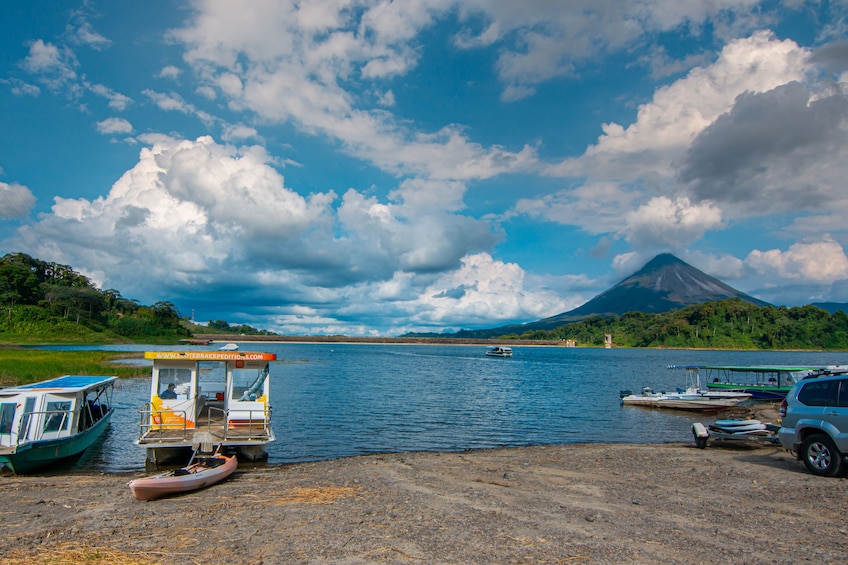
379,253 -> 576,331
745,238 -> 848,284
0,182 -> 36,219
680,81 -> 848,217
622,196 -> 723,249
514,31 -> 829,254
3,136 -> 548,334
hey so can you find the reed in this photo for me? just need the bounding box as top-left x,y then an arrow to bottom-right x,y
0,349 -> 147,387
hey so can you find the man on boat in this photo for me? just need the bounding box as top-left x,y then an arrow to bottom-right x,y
160,383 -> 177,399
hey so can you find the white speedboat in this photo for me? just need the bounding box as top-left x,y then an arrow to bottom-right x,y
620,366 -> 751,412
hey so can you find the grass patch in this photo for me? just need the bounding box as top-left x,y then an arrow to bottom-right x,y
0,349 -> 148,387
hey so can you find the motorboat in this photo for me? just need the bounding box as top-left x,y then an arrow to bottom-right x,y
620,365 -> 751,412
136,351 -> 277,466
0,375 -> 116,474
128,451 -> 237,500
485,346 -> 513,358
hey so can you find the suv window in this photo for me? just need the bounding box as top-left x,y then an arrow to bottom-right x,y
798,380 -> 839,406
840,379 -> 848,408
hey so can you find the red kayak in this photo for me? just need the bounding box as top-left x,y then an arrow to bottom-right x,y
129,453 -> 237,501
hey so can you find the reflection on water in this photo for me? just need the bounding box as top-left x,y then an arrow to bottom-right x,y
32,343 -> 848,473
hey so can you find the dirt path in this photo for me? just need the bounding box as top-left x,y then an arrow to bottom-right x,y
2,440 -> 847,565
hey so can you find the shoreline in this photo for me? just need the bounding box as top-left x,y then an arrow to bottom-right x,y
3,441 -> 846,564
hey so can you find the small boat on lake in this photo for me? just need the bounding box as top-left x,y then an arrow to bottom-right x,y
137,351 -> 277,466
620,366 -> 751,412
0,375 -> 116,474
128,451 -> 237,500
485,346 -> 513,358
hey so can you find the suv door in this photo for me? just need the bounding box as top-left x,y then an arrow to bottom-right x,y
830,378 -> 848,452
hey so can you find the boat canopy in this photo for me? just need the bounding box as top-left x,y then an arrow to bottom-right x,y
2,375 -> 117,394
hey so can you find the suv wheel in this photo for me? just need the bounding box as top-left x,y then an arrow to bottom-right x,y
801,434 -> 844,477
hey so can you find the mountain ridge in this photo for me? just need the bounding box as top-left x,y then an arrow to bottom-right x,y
452,253 -> 770,338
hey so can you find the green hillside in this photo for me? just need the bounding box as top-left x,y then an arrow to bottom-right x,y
499,299 -> 848,350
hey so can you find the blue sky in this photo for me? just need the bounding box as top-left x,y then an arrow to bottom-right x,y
2,1 -> 848,336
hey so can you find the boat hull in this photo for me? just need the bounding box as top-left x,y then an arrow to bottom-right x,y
129,454 -> 238,501
0,411 -> 113,474
621,394 -> 744,412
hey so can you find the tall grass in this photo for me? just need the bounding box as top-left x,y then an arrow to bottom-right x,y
0,349 -> 149,387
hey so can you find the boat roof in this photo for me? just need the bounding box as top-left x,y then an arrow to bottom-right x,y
144,351 -> 276,362
674,365 -> 822,372
1,375 -> 117,394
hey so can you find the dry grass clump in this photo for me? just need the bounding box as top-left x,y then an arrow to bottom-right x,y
4,542 -> 166,565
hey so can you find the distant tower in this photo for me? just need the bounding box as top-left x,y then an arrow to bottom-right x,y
604,333 -> 612,349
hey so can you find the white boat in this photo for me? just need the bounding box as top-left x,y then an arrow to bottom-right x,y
620,366 -> 751,412
485,346 -> 513,358
218,343 -> 239,351
0,375 -> 116,474
128,452 -> 237,500
136,351 -> 277,466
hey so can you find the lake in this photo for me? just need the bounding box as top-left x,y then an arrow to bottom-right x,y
42,343 -> 848,473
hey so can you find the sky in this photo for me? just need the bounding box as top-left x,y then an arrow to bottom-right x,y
2,1 -> 848,336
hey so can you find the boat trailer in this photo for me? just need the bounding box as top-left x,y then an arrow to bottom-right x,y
691,420 -> 781,449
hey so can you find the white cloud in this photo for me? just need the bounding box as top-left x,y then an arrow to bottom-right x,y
3,136 -> 519,334
20,39 -> 79,93
379,253 -> 575,331
622,196 -> 723,249
515,31 -> 829,253
745,238 -> 848,284
159,66 -> 182,80
96,117 -> 133,135
169,1 -> 539,182
0,182 -> 36,219
221,124 -> 260,142
457,0 -> 770,100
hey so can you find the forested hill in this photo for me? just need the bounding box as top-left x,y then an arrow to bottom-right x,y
495,299 -> 848,350
0,252 -> 271,343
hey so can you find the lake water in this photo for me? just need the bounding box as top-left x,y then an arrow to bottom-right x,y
40,343 -> 848,473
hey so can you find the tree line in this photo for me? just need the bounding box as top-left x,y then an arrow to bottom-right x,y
504,299 -> 848,349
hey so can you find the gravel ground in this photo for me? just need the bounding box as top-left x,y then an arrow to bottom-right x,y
2,436 -> 847,565
3,403 -> 847,564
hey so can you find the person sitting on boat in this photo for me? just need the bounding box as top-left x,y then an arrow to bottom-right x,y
160,383 -> 178,399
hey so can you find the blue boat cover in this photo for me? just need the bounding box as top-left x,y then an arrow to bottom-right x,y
16,375 -> 115,391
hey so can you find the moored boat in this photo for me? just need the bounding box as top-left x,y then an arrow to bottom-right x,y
620,366 -> 751,412
701,365 -> 848,400
128,452 -> 237,500
485,346 -> 513,358
620,387 -> 748,411
136,351 -> 277,466
0,375 -> 116,474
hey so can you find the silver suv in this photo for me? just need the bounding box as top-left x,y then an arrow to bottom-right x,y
778,374 -> 848,477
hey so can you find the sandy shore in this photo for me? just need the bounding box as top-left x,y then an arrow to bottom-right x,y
2,440 -> 847,565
